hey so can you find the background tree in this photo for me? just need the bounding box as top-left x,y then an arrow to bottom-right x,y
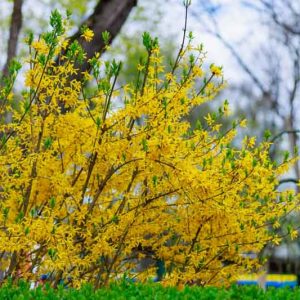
2,0 -> 23,77
190,0 -> 300,185
1,0 -> 137,77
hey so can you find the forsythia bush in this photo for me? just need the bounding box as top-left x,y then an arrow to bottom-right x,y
0,10 -> 298,288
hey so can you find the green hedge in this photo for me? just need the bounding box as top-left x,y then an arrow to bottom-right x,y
1,281 -> 300,300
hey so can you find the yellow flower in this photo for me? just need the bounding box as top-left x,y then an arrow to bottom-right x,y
240,119 -> 247,128
248,137 -> 256,148
25,69 -> 36,87
61,39 -> 69,50
32,40 -> 49,54
272,220 -> 281,229
81,28 -> 94,42
165,73 -> 173,81
291,230 -> 298,240
137,64 -> 145,72
193,66 -> 204,77
82,71 -> 93,82
273,236 -> 282,245
210,64 -> 223,77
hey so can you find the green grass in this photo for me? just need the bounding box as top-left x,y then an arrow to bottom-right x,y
1,281 -> 300,299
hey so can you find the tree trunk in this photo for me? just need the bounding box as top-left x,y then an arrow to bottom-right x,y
70,0 -> 138,76
2,0 -> 23,77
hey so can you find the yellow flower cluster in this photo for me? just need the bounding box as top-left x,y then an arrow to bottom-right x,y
210,64 -> 223,77
81,28 -> 94,42
32,40 -> 49,55
0,24 -> 298,288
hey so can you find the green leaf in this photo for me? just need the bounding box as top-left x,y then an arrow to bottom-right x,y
8,59 -> 22,76
142,32 -> 158,51
44,137 -> 53,150
15,211 -> 24,223
25,227 -> 30,236
111,215 -> 119,224
48,248 -> 57,260
102,31 -> 111,45
142,138 -> 148,152
152,175 -> 158,187
142,32 -> 152,51
122,152 -> 126,162
49,196 -> 56,209
96,117 -> 101,128
25,31 -> 34,46
2,207 -> 9,220
50,9 -> 64,35
264,129 -> 271,141
283,151 -> 289,163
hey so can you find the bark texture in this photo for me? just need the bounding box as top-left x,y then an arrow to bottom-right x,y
71,0 -> 138,75
2,0 -> 23,76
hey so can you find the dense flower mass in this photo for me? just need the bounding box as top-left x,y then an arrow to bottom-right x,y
0,11 -> 298,288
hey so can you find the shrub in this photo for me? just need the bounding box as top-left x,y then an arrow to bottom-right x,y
0,282 -> 299,300
0,9 -> 298,287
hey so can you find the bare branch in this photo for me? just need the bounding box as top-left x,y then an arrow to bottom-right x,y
278,178 -> 299,186
271,130 -> 300,143
259,0 -> 300,35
